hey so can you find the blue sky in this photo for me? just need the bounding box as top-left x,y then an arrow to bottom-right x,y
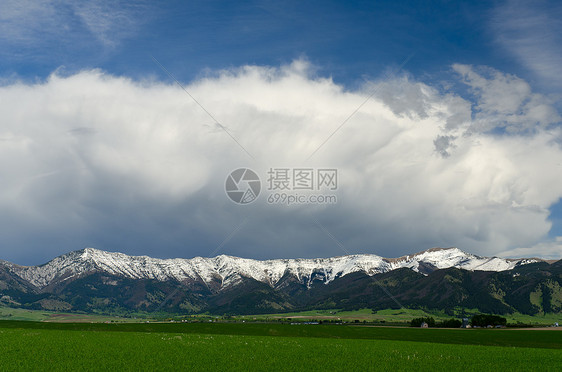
0,1 -> 539,85
1,0 -> 562,264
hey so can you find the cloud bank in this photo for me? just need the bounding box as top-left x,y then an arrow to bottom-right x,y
0,61 -> 561,264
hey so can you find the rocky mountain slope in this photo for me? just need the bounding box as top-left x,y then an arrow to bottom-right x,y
0,247 -> 559,315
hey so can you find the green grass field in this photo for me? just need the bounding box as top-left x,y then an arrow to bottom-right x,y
3,305 -> 561,326
235,308 -> 448,322
0,306 -> 144,323
235,308 -> 562,325
0,320 -> 561,371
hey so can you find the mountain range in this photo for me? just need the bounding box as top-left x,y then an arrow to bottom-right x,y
1,247 -> 560,316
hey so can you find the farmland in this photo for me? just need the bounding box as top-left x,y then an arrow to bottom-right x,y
235,308 -> 562,326
0,320 -> 561,371
5,305 -> 561,327
0,306 -> 142,323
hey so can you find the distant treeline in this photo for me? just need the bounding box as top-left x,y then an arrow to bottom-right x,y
471,314 -> 506,327
410,317 -> 461,328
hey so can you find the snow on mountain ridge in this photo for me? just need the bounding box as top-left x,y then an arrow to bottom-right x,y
4,247 -> 538,290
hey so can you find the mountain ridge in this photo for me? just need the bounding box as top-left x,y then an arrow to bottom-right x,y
1,247 -> 560,315
1,247 -> 543,291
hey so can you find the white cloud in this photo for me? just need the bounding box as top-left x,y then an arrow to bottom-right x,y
0,0 -> 149,51
1,60 -> 562,264
0,0 -> 61,44
491,0 -> 562,90
70,1 -> 149,47
452,64 -> 561,133
498,237 -> 562,260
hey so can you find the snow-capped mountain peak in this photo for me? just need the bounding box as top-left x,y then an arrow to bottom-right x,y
2,247 -> 540,290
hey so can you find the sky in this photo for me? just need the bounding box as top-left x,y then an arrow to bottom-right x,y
1,0 -> 562,265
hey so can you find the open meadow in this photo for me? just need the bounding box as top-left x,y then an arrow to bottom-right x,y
235,308 -> 562,326
0,320 -> 560,371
